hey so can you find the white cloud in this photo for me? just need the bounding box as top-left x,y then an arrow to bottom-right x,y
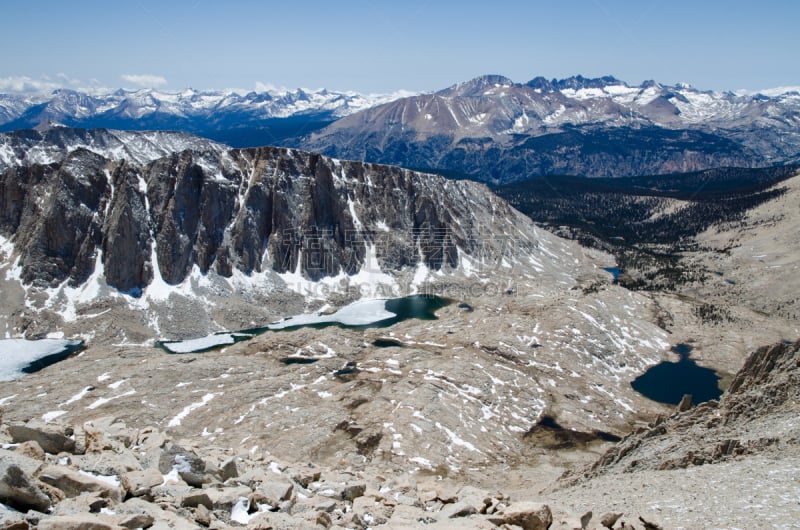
0,75 -> 108,95
255,81 -> 288,94
120,74 -> 168,88
0,76 -> 63,94
736,86 -> 800,97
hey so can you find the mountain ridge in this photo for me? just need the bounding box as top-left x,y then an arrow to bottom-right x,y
0,86 -> 413,147
0,126 -> 576,340
298,74 -> 800,181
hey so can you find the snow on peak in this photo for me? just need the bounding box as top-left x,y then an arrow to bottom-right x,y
0,86 -> 414,129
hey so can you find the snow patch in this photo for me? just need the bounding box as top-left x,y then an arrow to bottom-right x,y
0,338 -> 82,381
267,298 -> 395,329
168,393 -> 219,427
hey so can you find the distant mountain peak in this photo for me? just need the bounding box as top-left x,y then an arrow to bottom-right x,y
526,75 -> 624,92
438,74 -> 515,96
302,74 -> 800,182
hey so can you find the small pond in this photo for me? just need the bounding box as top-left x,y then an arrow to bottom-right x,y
603,267 -> 622,281
159,295 -> 451,354
630,343 -> 722,405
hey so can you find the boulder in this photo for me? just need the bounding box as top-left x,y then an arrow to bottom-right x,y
0,450 -> 51,512
288,465 -> 320,488
552,510 -> 593,530
253,480 -> 294,507
290,495 -> 338,515
114,497 -> 189,529
193,504 -> 212,527
50,492 -> 107,516
386,505 -> 436,527
677,394 -> 693,412
600,512 -> 623,529
180,490 -> 213,510
120,468 -> 163,498
440,500 -> 478,519
37,466 -> 123,503
341,481 -> 366,502
14,441 -> 45,462
244,511 -> 306,530
8,423 -> 76,455
36,514 -> 124,530
639,515 -> 664,530
72,451 -> 142,477
204,485 -> 252,510
157,445 -> 207,487
488,502 -> 553,530
0,517 -> 29,530
352,496 -> 392,526
218,458 -> 238,482
118,513 -> 155,530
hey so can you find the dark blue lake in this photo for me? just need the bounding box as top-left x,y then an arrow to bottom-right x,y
631,344 -> 722,405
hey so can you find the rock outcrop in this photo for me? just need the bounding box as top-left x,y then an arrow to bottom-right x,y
0,128 -> 539,331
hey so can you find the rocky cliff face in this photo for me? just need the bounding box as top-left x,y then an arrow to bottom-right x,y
1,128 -> 531,289
0,127 -> 563,338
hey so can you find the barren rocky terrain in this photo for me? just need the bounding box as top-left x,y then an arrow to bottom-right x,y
2,132 -> 799,528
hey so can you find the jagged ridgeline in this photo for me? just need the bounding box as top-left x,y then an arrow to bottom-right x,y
0,127 -> 537,294
298,75 -> 800,182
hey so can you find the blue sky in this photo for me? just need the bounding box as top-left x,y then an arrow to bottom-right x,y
2,0 -> 798,94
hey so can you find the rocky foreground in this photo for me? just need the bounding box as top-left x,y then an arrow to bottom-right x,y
2,414 -> 643,530
4,340 -> 799,529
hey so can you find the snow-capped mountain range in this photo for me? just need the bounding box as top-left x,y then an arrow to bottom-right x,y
300,75 -> 800,180
2,75 -> 799,180
0,86 -> 409,123
0,86 -> 412,146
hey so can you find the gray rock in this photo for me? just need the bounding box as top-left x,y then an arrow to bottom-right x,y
115,497 -> 192,529
639,515 -> 664,530
120,468 -> 163,498
488,502 -> 553,530
290,495 -> 338,515
677,394 -> 693,412
37,466 -> 123,503
72,451 -> 142,477
440,500 -> 478,519
553,510 -> 593,530
288,466 -> 321,489
244,511 -> 305,530
36,514 -> 124,530
0,516 -> 30,530
193,504 -> 211,527
0,450 -> 51,513
8,423 -> 76,455
205,485 -> 252,510
218,458 -> 238,482
180,490 -> 212,510
50,492 -> 107,516
157,445 -> 206,487
254,479 -> 294,506
600,512 -> 623,529
386,505 -> 436,527
118,513 -> 155,530
352,496 -> 392,526
14,441 -> 45,462
0,137 -> 536,296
